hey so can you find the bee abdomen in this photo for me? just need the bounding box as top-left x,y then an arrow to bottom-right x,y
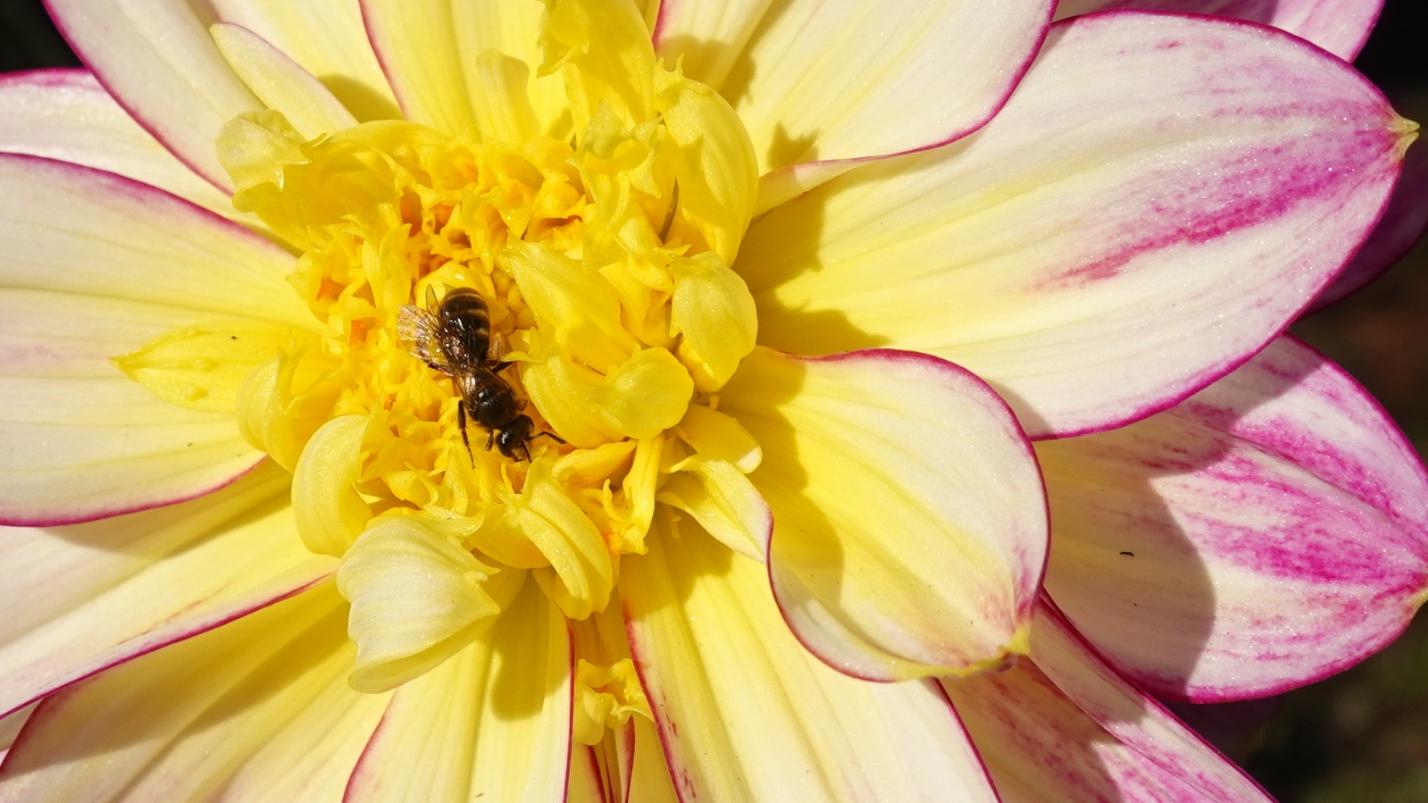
438,288 -> 492,365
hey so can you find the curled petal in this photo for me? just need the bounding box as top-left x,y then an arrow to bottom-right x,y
657,457 -> 771,560
292,415 -> 373,558
742,12 -> 1411,438
336,515 -> 506,692
344,577 -> 572,803
1041,337 -> 1428,700
720,347 -> 1047,680
668,253 -> 758,392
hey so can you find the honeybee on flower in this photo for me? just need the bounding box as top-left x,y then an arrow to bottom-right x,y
0,1 -> 1424,801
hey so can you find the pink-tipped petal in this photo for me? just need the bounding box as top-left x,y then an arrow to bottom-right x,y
0,583 -> 388,800
622,524 -> 999,802
0,465 -> 332,721
945,602 -> 1271,802
0,70 -> 234,215
654,0 -> 1054,206
0,154 -> 310,525
1313,141 -> 1428,310
1055,0 -> 1383,59
1040,337 -> 1428,701
343,577 -> 572,803
740,12 -> 1409,439
43,0 -> 263,189
719,347 -> 1047,681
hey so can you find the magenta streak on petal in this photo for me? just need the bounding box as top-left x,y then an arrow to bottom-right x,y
39,0 -> 231,192
649,0 -> 674,47
0,67 -> 94,90
758,1 -> 1057,209
1035,598 -> 1274,798
0,455 -> 266,528
357,0 -> 423,123
1020,11 -> 1407,441
622,605 -> 695,803
1037,128 -> 1396,291
0,573 -> 329,722
341,698 -> 396,802
617,721 -> 637,803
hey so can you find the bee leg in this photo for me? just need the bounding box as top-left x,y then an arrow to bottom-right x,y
534,430 -> 567,445
458,404 -> 475,467
486,429 -> 497,451
492,361 -> 513,373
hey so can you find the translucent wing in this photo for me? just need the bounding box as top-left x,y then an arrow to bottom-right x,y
397,304 -> 450,373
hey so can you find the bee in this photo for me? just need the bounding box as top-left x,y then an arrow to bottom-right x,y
398,286 -> 562,462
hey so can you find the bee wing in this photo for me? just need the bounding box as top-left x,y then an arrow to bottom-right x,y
396,304 -> 450,372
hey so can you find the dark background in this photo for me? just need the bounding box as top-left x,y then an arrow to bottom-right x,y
2,1 -> 1425,799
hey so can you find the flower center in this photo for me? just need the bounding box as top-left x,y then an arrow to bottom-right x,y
111,0 -> 764,692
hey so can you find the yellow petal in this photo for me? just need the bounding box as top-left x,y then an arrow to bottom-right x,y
507,242 -> 637,372
658,457 -> 770,560
216,109 -> 308,201
655,73 -> 758,263
336,514 -> 505,692
113,318 -> 294,413
472,50 -> 543,144
515,463 -> 614,620
211,22 -> 358,137
674,403 -> 762,472
344,577 -> 572,803
358,0 -> 478,133
291,415 -> 373,557
668,252 -> 757,392
589,347 -> 694,440
524,348 -> 693,446
540,0 -> 656,131
522,354 -> 619,448
235,348 -> 334,472
210,0 -> 401,121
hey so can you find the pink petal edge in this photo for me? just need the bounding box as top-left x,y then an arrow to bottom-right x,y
39,0 -> 232,192
1023,9 -> 1409,441
0,572 -> 328,725
760,348 -> 1049,683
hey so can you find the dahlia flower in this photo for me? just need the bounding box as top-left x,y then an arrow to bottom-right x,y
0,0 -> 1423,800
